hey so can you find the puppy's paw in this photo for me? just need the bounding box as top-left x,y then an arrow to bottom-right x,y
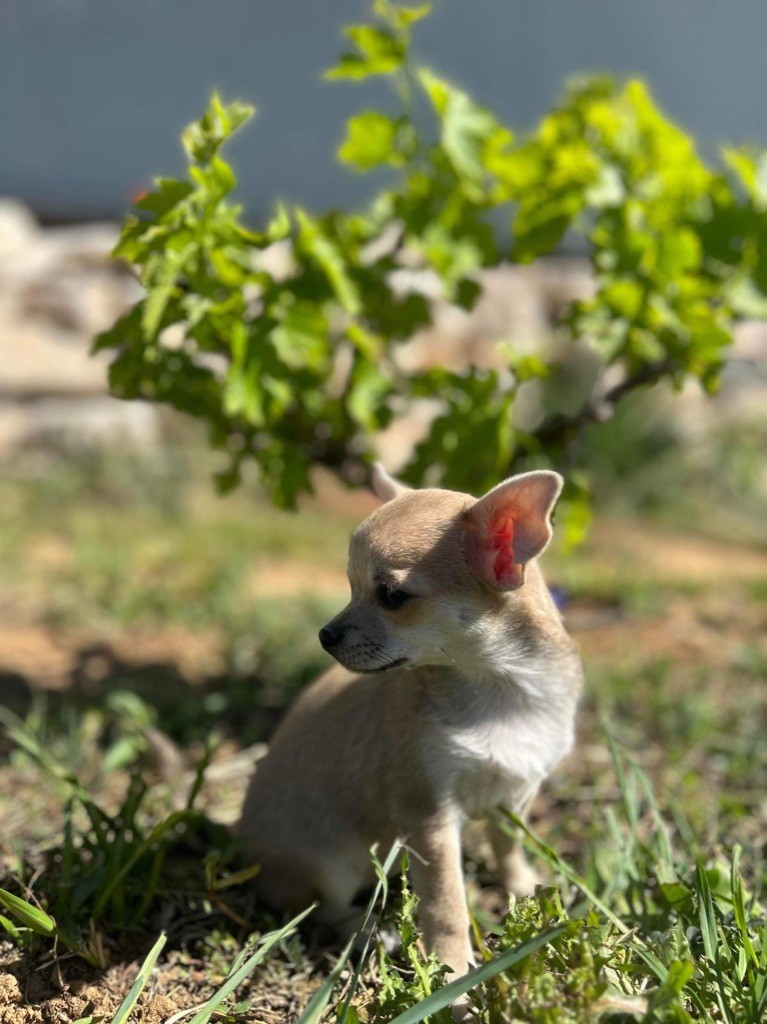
508,863 -> 540,897
504,854 -> 540,898
450,993 -> 476,1022
445,965 -> 480,1022
377,924 -> 401,955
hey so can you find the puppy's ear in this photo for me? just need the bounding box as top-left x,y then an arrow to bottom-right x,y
370,462 -> 410,504
464,471 -> 563,590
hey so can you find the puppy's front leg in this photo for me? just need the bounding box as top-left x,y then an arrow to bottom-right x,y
408,812 -> 474,978
489,790 -> 540,897
489,822 -> 540,897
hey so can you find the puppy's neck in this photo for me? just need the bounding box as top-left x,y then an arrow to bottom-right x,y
450,639 -> 577,707
445,563 -> 578,701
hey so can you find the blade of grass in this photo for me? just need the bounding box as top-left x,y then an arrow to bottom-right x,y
92,809 -> 203,919
187,904 -> 315,1024
605,728 -> 640,834
297,933 -> 356,1024
731,847 -> 759,969
0,888 -> 57,938
695,861 -> 735,1024
334,840 -> 403,1024
633,762 -> 675,870
0,915 -> 21,940
210,863 -> 263,891
0,708 -> 93,806
110,932 -> 166,1024
186,733 -> 222,810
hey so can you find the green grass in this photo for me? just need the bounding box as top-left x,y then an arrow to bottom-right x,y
2,703 -> 764,1022
0,447 -> 765,1021
0,449 -> 353,633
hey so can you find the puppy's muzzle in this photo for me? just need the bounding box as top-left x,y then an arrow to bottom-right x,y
318,624 -> 344,652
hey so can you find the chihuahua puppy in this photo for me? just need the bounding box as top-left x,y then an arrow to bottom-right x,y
237,466 -> 582,980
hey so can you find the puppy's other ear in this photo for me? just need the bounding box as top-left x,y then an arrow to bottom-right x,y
370,462 -> 410,503
464,471 -> 563,590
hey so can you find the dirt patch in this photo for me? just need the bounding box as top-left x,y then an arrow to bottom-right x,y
0,940 -> 327,1024
248,560 -> 348,598
0,624 -> 224,691
570,591 -> 767,673
596,521 -> 767,583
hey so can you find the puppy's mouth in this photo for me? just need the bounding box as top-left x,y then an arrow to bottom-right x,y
354,656 -> 410,674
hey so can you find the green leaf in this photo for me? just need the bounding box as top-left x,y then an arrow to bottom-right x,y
209,155 -> 237,197
0,915 -> 21,940
339,112 -> 404,171
0,888 -> 57,937
500,348 -> 550,382
730,847 -> 759,969
135,178 -> 194,217
418,69 -> 509,186
373,1 -> 431,29
267,202 -> 291,241
111,934 -> 167,1024
182,94 -> 255,163
348,360 -> 391,431
724,147 -> 767,210
271,299 -> 329,371
295,209 -> 361,314
325,26 -> 404,80
140,241 -> 196,337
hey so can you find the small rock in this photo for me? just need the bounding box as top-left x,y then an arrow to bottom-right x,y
0,197 -> 39,258
0,972 -> 22,1005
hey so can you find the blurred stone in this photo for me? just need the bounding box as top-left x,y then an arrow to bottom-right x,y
378,259 -> 598,470
0,397 -> 159,454
0,197 -> 38,257
396,259 -> 595,373
0,314 -> 107,396
20,397 -> 158,451
0,198 -> 156,454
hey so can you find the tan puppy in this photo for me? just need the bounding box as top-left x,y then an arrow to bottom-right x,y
237,466 -> 583,979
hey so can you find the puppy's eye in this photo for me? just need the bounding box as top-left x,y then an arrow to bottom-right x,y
377,584 -> 411,610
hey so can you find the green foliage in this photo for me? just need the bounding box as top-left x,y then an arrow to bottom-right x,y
96,2 -> 767,511
373,859 -> 451,1021
0,706 -> 228,966
365,742 -> 766,1024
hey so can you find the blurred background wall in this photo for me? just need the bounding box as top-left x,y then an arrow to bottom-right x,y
2,0 -> 766,222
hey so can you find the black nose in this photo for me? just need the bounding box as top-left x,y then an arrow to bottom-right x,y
318,625 -> 343,651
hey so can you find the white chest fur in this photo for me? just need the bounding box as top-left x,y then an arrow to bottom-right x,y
426,672 -> 576,819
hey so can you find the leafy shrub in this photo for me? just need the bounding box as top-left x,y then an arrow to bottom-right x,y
96,0 -> 767,524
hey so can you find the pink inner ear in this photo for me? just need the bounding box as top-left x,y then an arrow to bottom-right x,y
490,512 -> 517,582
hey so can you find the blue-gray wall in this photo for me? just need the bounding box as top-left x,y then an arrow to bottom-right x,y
2,0 -> 766,221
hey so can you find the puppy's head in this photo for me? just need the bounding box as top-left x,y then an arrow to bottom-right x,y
318,464 -> 563,674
